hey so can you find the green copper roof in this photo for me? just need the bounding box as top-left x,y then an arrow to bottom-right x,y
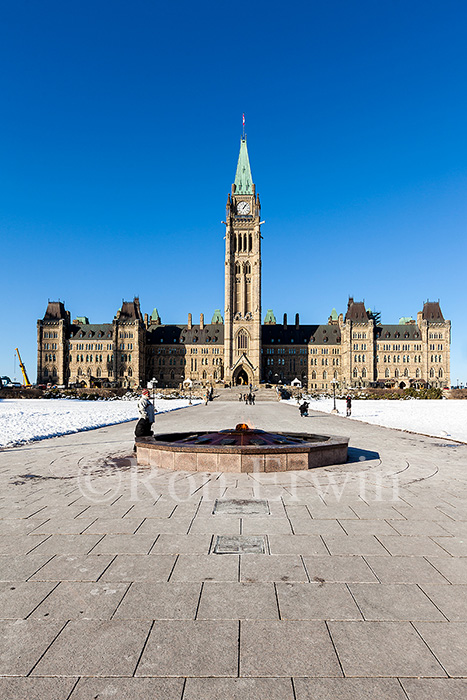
330,308 -> 338,320
75,316 -> 89,325
264,309 -> 276,324
151,308 -> 160,321
399,316 -> 414,325
234,137 -> 253,194
211,309 -> 223,324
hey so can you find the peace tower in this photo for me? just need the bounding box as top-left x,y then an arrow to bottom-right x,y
223,136 -> 262,386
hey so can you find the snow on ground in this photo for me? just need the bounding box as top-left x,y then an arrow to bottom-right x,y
0,398 -> 201,448
291,397 -> 467,443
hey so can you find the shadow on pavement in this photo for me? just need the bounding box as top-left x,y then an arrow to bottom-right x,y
347,446 -> 380,462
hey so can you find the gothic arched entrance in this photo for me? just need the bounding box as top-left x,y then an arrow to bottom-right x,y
233,367 -> 249,386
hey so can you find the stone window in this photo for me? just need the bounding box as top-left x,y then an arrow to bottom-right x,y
237,330 -> 248,350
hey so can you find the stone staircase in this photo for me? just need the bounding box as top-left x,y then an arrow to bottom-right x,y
213,386 -> 279,402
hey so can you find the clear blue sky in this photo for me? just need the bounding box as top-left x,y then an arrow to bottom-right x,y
1,0 -> 466,384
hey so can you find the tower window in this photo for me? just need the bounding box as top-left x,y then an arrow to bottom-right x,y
237,330 -> 248,350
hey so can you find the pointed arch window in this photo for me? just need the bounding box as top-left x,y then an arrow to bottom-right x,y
237,329 -> 249,350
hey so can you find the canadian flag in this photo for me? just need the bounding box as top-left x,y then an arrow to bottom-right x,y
243,113 -> 245,126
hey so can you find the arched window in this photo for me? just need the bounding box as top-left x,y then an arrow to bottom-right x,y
235,262 -> 241,275
430,368 -> 435,378
244,261 -> 251,274
394,369 -> 399,378
353,368 -> 358,378
362,367 -> 367,378
404,368 -> 408,377
311,370 -> 316,380
416,368 -> 420,378
96,367 -> 101,378
385,368 -> 389,378
128,367 -> 132,376
237,330 -> 248,350
438,368 -> 443,378
323,370 -> 327,380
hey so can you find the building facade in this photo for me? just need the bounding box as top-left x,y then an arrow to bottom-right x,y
37,137 -> 451,391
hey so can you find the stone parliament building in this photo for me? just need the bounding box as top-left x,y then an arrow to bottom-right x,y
37,136 -> 451,391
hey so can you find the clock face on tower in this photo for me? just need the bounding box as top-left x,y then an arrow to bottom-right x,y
237,201 -> 250,215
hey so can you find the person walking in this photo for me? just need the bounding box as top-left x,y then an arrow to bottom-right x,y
134,389 -> 155,446
346,395 -> 352,417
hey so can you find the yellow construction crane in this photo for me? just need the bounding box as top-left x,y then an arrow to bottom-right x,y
15,348 -> 31,387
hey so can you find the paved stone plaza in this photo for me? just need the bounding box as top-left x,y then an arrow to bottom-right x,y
0,400 -> 466,699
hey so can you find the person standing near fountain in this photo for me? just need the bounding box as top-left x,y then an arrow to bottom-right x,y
135,389 -> 155,438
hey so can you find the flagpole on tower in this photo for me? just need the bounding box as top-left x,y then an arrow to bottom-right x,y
242,113 -> 245,139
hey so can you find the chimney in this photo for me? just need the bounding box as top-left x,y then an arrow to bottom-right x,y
200,313 -> 204,329
144,313 -> 149,328
283,313 -> 287,329
295,313 -> 299,329
188,313 -> 192,330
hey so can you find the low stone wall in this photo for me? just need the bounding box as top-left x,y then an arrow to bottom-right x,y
136,434 -> 349,473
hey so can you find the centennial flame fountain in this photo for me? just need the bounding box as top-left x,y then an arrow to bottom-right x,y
135,423 -> 348,473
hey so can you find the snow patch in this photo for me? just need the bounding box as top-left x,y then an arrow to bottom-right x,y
0,398 -> 201,448
291,397 -> 467,443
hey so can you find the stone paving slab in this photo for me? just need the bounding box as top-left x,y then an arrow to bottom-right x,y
348,582 -> 447,621
276,582 -> 362,620
183,677 -> 294,699
170,554 -> 240,582
322,534 -> 390,556
293,677 -> 408,700
425,555 -> 467,583
0,554 -> 54,582
90,534 -> 157,554
114,582 -> 201,619
240,554 -> 308,582
413,621 -> 467,676
30,581 -> 129,620
302,555 -> 378,583
268,534 -> 328,555
240,620 -> 342,677
328,620 -> 446,677
400,678 -> 467,700
69,677 -> 184,699
1,400 -> 466,696
150,534 -> 212,554
0,677 -> 77,700
32,619 -> 151,676
420,584 -> 467,621
29,553 -> 115,581
197,582 -> 278,619
0,619 -> 66,675
100,553 -> 176,582
363,555 -> 450,584
135,620 -> 238,677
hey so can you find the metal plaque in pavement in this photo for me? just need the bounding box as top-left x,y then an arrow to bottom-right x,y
213,499 -> 270,515
213,535 -> 266,554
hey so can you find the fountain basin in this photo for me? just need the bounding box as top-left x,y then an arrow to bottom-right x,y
135,424 -> 349,472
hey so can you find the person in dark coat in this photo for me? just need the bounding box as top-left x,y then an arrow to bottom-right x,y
346,395 -> 352,416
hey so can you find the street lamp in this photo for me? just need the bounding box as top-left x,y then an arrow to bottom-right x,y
184,378 -> 193,405
331,378 -> 338,414
148,377 -> 158,406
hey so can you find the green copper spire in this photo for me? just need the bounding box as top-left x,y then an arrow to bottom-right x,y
234,137 -> 253,194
